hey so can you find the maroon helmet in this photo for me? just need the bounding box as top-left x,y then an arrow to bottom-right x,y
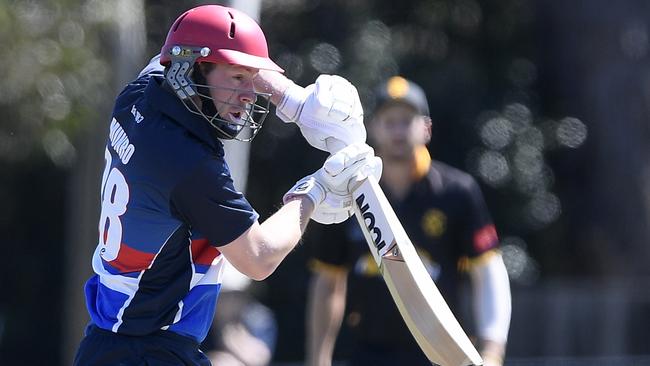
160,5 -> 283,72
159,5 -> 283,141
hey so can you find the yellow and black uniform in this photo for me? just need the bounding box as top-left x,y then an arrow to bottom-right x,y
308,148 -> 499,365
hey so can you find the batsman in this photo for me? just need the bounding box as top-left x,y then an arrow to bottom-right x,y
74,5 -> 381,365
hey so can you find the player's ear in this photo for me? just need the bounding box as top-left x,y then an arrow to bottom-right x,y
192,63 -> 216,84
422,116 -> 432,144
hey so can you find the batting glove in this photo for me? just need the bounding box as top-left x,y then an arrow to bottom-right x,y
276,75 -> 366,153
284,143 -> 382,224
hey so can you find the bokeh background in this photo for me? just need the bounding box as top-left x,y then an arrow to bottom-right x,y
1,0 -> 650,365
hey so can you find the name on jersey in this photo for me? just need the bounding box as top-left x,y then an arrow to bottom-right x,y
109,118 -> 135,164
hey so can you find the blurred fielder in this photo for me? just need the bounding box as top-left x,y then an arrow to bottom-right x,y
306,77 -> 511,366
74,5 -> 380,365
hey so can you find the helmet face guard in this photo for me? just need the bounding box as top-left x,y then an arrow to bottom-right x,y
165,46 -> 271,141
197,85 -> 271,142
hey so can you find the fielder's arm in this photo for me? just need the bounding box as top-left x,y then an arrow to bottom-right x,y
306,267 -> 348,366
469,252 -> 511,366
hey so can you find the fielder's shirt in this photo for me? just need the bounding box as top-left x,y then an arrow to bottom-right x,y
84,69 -> 258,342
309,148 -> 499,356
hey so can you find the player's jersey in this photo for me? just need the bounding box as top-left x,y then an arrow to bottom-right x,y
84,69 -> 258,343
308,149 -> 498,352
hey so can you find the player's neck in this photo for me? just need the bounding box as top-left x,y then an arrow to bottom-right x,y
381,158 -> 415,201
380,145 -> 430,200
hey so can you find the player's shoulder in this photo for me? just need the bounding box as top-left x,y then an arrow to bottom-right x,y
110,72 -> 167,144
118,72 -> 159,101
429,160 -> 479,193
110,79 -> 224,183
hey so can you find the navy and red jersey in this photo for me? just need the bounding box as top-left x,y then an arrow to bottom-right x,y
308,148 -> 499,352
83,68 -> 258,343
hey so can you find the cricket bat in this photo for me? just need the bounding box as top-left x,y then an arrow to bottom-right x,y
351,175 -> 484,366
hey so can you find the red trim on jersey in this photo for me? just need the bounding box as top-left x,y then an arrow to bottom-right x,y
191,238 -> 221,266
108,244 -> 156,272
473,224 -> 498,253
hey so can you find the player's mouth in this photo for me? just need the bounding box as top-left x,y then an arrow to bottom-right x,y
228,111 -> 244,123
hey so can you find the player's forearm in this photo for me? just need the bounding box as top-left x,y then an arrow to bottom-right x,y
470,252 -> 512,364
266,195 -> 314,233
253,70 -> 294,106
253,197 -> 314,276
306,272 -> 347,366
220,197 -> 313,281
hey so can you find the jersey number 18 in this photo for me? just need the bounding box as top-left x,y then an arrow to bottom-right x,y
98,147 -> 130,261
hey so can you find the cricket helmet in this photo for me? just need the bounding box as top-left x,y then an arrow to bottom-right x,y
159,5 -> 283,141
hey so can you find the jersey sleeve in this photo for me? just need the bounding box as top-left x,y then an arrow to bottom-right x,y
170,158 -> 259,247
459,177 -> 499,258
306,221 -> 353,272
138,54 -> 164,78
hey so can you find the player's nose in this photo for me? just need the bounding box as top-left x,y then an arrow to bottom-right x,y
238,81 -> 256,104
239,92 -> 255,104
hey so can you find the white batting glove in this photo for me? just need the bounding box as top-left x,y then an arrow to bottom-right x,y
283,143 -> 382,224
276,75 -> 366,153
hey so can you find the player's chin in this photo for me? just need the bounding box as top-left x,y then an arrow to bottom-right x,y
384,151 -> 412,162
383,146 -> 413,160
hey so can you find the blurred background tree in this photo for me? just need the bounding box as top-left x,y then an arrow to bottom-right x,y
0,0 -> 107,165
0,0 -> 146,364
0,1 -> 111,363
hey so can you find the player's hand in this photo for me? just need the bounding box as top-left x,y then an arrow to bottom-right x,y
276,75 -> 366,153
283,143 -> 382,224
481,356 -> 503,366
480,340 -> 505,366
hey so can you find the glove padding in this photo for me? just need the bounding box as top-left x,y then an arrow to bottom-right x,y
284,143 -> 383,224
276,75 -> 366,153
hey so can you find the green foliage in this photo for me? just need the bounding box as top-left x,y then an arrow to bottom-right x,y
0,0 -> 110,166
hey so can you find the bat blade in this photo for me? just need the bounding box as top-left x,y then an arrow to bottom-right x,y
352,176 -> 483,366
